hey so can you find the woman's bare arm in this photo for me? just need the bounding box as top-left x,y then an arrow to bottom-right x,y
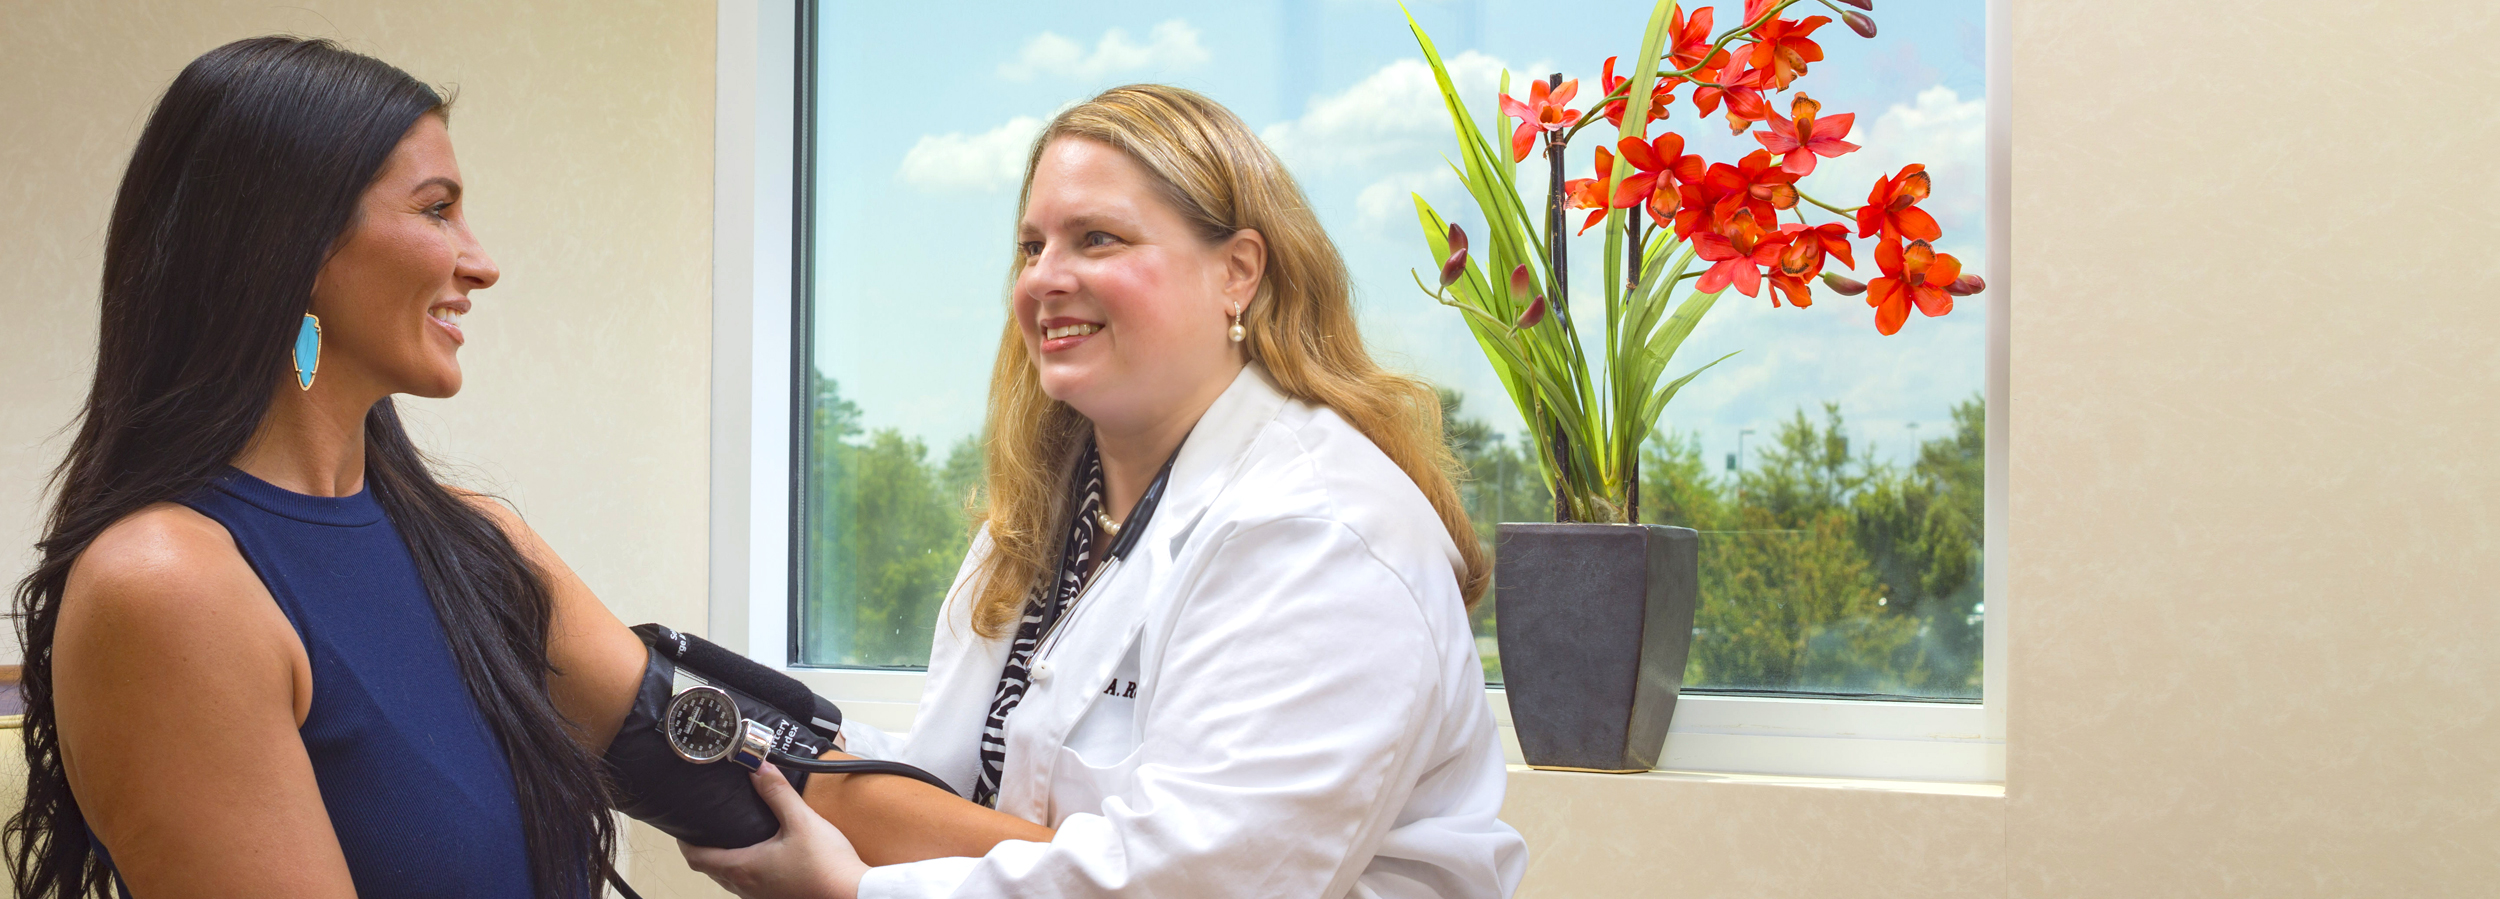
463,495 -> 1051,864
797,754 -> 1054,866
54,504 -> 356,898
456,493 -> 646,753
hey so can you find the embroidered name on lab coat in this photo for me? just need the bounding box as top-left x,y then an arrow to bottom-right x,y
1101,678 -> 1138,698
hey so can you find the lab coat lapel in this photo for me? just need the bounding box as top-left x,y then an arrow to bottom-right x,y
995,364 -> 1292,820
1150,363 -> 1291,556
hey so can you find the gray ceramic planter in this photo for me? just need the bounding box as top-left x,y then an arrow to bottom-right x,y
1494,522 -> 1699,772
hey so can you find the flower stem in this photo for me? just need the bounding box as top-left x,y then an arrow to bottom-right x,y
1542,73 -> 1577,524
1794,186 -> 1861,217
1810,0 -> 1859,20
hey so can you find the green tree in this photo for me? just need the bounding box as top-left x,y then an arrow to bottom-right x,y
1439,389 -> 1551,544
1439,389 -> 1552,683
1850,394 -> 1985,693
940,434 -> 986,520
1443,392 -> 1985,696
1637,403 -> 1984,697
1638,429 -> 1725,530
800,374 -> 976,668
1669,407 -> 1905,691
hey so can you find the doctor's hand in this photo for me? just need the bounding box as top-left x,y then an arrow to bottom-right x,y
679,763 -> 869,899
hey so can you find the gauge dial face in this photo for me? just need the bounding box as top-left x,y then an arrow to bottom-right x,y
663,686 -> 744,764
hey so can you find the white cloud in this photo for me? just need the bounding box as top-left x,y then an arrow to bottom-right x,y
896,115 -> 1045,193
1262,52 -> 1561,240
1807,85 -> 1987,234
998,20 -> 1209,82
1354,169 -> 1457,234
1259,51 -> 1520,175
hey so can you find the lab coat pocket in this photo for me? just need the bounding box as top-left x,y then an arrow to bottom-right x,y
1050,640 -> 1146,822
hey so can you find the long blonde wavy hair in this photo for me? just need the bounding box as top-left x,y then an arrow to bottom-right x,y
967,84 -> 1490,637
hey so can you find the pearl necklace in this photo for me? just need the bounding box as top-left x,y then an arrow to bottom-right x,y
1093,507 -> 1123,538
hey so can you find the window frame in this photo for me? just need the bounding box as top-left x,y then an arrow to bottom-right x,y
709,0 -> 2010,783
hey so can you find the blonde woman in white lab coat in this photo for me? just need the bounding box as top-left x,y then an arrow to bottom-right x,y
683,84 -> 1527,899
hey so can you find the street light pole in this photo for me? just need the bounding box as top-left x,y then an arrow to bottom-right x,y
1734,427 -> 1755,505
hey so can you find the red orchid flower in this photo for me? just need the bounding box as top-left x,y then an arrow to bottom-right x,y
1668,155 -> 1752,240
1692,208 -> 1792,298
1667,5 -> 1731,78
1691,63 -> 1773,135
1698,149 -> 1799,235
1776,221 -> 1856,276
1598,57 -> 1675,129
1857,163 -> 1943,241
1753,93 -> 1859,176
1500,78 -> 1582,163
1561,146 -> 1619,235
1763,222 -> 1856,308
1669,179 -> 1718,240
1739,0 -> 1832,90
1866,237 -> 1963,335
1614,132 -> 1706,227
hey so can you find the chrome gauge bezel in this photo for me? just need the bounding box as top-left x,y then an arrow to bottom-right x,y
662,685 -> 745,765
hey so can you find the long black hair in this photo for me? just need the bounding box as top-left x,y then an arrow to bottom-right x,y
7,36 -> 615,898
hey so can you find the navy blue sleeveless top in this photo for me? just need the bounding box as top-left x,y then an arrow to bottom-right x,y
100,469 -> 536,896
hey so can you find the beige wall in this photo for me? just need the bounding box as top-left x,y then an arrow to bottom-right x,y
2003,0 -> 2500,893
0,0 -> 724,892
1508,1 -> 2500,897
6,0 -> 2497,897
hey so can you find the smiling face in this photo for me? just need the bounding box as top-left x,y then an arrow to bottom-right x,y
306,114 -> 497,400
1013,136 -> 1263,436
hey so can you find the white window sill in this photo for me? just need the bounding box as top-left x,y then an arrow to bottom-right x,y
1508,765 -> 2005,799
790,668 -> 2003,785
1490,688 -> 2001,784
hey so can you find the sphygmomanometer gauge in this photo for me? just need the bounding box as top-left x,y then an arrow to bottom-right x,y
663,685 -> 753,765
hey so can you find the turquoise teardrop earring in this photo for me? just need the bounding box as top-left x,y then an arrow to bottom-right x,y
293,313 -> 322,390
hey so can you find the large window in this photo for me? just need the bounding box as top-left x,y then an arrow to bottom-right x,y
789,0 -> 1994,705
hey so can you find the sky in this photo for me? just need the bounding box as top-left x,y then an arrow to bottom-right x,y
810,0 -> 1989,473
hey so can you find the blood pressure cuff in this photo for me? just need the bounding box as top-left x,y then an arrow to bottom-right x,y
603,624 -> 839,848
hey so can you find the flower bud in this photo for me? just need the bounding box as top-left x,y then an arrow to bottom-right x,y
1946,273 -> 1987,296
1835,0 -> 1871,10
1509,264 -> 1534,299
1446,223 -> 1468,256
1516,295 -> 1549,329
1439,247 -> 1469,287
1844,11 -> 1877,38
1821,273 -> 1868,296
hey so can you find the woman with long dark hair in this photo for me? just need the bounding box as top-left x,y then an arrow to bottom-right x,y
5,37 -> 652,897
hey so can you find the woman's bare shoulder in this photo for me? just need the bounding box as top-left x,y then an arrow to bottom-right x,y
57,502 -> 309,725
66,503 -> 267,623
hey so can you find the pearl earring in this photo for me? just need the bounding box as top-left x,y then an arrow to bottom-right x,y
1229,305 -> 1246,343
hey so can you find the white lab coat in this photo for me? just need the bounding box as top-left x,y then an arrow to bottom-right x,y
842,363 -> 1526,899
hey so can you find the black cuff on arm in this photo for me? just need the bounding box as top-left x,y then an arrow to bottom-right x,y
603,644 -> 833,848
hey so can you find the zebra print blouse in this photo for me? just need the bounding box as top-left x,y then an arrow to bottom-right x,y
972,440 -> 1177,808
